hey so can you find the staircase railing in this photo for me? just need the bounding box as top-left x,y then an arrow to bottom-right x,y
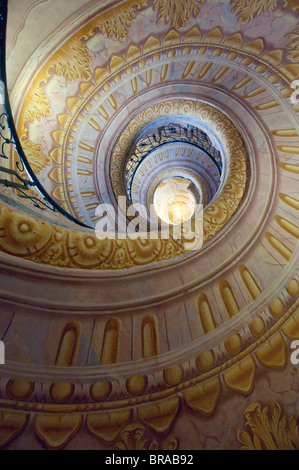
0,0 -> 88,227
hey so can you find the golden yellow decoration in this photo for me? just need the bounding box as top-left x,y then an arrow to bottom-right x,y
0,410 -> 29,449
50,382 -> 74,403
153,0 -> 205,28
0,206 -> 52,257
86,410 -> 131,442
283,0 -> 299,12
163,366 -> 183,387
0,203 -> 185,269
111,99 -> 248,244
48,37 -> 91,82
0,186 -> 249,268
95,0 -> 148,42
137,397 -> 179,434
114,424 -> 178,450
183,377 -> 221,416
6,379 -> 34,400
15,35 -> 90,173
34,413 -> 82,450
2,0 -> 299,452
223,356 -> 255,395
283,308 -> 299,339
287,25 -> 299,63
255,332 -> 286,369
126,375 -> 147,395
15,0 -> 147,174
230,0 -> 277,23
21,139 -> 51,174
231,0 -> 298,23
0,299 -> 297,450
16,22 -> 295,190
90,381 -> 112,401
238,402 -> 299,450
22,85 -> 51,125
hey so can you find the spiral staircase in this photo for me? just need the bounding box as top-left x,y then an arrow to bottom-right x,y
0,0 -> 298,450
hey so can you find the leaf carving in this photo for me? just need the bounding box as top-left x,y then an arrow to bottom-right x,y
230,0 -> 278,23
238,402 -> 299,450
153,0 -> 204,28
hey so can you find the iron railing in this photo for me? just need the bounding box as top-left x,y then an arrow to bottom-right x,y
125,123 -> 222,202
0,0 -> 88,227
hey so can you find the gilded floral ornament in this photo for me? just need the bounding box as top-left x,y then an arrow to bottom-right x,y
48,37 -> 91,82
114,424 -> 179,450
282,0 -> 299,12
0,204 -> 187,269
286,25 -> 299,63
230,0 -> 277,23
16,36 -> 92,173
21,139 -> 51,174
238,402 -> 299,450
16,0 -> 148,172
153,0 -> 205,28
95,0 -> 149,41
230,0 -> 298,23
22,86 -> 51,125
17,84 -> 52,172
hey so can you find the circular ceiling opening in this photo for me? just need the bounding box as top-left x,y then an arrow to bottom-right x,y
153,176 -> 196,225
124,118 -> 223,206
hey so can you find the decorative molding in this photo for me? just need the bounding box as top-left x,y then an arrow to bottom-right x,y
230,0 -> 298,23
114,424 -> 178,450
21,85 -> 51,126
230,0 -> 277,23
287,25 -> 299,63
17,23 -> 298,210
16,23 -> 299,210
21,139 -> 51,175
2,1 -> 299,451
238,402 -> 299,450
0,202 -> 185,269
0,294 -> 298,449
94,0 -> 149,42
153,0 -> 205,28
15,0 -> 148,173
48,36 -> 91,83
0,98 -> 249,269
100,423 -> 178,450
34,413 -> 83,450
0,410 -> 29,449
0,297 -> 297,414
110,98 -> 248,243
